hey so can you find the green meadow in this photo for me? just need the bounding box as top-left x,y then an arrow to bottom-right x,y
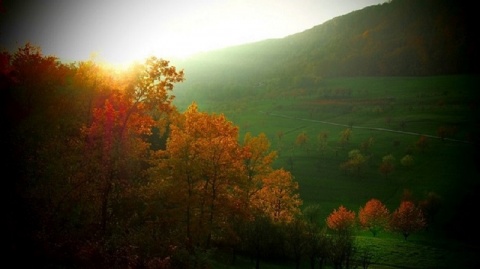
175,75 -> 479,268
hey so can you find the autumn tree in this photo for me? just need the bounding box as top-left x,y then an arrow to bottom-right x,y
295,131 -> 309,151
317,131 -> 329,158
72,56 -> 118,125
400,154 -> 414,168
327,205 -> 357,269
303,204 -> 323,225
389,201 -> 426,240
229,131 -> 278,259
360,136 -> 375,154
326,205 -> 356,235
415,135 -> 429,153
148,103 -> 304,262
379,154 -> 395,179
148,102 -> 246,251
340,149 -> 367,176
242,132 -> 277,201
358,198 -> 390,237
339,128 -> 352,148
252,169 -> 302,223
81,56 -> 184,240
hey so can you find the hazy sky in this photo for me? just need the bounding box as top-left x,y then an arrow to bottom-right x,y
1,0 -> 387,65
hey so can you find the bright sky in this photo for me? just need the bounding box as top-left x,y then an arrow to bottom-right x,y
1,0 -> 386,66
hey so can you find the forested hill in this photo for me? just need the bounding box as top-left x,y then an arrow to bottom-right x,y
174,0 -> 477,101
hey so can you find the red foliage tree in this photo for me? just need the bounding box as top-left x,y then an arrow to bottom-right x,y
390,201 -> 426,240
358,198 -> 390,236
82,56 -> 184,235
326,205 -> 356,235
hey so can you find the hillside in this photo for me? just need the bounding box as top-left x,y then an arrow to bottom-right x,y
173,0 -> 477,103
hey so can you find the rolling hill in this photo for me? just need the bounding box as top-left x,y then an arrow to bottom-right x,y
173,0 -> 477,104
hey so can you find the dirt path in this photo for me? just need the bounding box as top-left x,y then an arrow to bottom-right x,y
259,111 -> 471,144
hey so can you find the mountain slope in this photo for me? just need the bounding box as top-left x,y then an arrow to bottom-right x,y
174,0 -> 476,102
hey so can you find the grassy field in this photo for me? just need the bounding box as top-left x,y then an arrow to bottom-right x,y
174,75 -> 480,268
210,234 -> 479,268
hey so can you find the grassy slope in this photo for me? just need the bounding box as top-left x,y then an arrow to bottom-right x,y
174,75 -> 479,268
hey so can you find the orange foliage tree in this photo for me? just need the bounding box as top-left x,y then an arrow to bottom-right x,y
242,132 -> 278,204
358,198 -> 390,236
326,205 -> 356,235
252,169 -> 302,223
148,102 -> 246,249
389,200 -> 426,240
148,103 -> 303,254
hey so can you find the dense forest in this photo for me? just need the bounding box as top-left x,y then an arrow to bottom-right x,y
173,0 -> 477,103
2,0 -> 478,268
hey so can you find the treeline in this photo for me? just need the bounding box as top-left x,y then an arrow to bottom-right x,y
2,43 -> 447,269
174,0 -> 477,103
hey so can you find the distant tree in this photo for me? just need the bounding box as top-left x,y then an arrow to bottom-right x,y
358,198 -> 390,237
327,205 -> 356,235
400,154 -> 414,168
379,154 -> 395,179
303,204 -> 323,225
339,128 -> 352,148
415,135 -> 429,153
390,201 -> 426,240
437,125 -> 458,141
317,131 -> 329,157
295,131 -> 309,151
340,149 -> 367,176
360,136 -> 375,154
276,130 -> 284,141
